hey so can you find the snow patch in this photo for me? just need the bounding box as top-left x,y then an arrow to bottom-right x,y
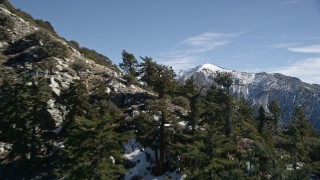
198,63 -> 229,73
123,138 -> 186,180
110,156 -> 115,164
0,142 -> 12,154
52,126 -> 63,135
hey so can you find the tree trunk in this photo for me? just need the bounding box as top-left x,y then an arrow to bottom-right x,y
275,119 -> 279,135
154,148 -> 159,166
158,110 -> 166,173
30,127 -> 36,161
225,86 -> 231,136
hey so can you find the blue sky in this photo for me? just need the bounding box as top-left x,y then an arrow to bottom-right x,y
9,0 -> 320,84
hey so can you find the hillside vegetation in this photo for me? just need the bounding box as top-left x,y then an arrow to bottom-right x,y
0,1 -> 320,179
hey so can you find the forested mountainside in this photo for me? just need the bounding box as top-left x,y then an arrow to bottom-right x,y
178,64 -> 320,132
1,1 -> 320,179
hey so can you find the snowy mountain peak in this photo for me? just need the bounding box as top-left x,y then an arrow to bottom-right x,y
177,64 -> 320,132
178,63 -> 255,86
197,63 -> 230,73
177,63 -> 230,80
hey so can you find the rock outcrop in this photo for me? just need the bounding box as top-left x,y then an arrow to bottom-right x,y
0,4 -> 149,129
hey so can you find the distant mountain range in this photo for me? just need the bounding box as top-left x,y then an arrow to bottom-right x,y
177,64 -> 320,131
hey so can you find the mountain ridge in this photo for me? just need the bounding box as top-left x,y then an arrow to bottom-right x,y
177,63 -> 320,131
2,2 -> 320,179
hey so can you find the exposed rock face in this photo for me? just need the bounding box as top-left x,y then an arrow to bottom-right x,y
0,5 -> 149,128
47,99 -> 66,126
248,73 -> 320,128
0,5 -> 38,41
178,64 -> 320,131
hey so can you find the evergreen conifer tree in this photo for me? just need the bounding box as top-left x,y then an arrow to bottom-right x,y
55,80 -> 127,179
145,99 -> 179,174
187,91 -> 203,134
119,50 -> 138,77
268,99 -> 281,135
138,56 -> 157,87
214,72 -> 234,136
285,106 -> 316,173
0,77 -> 55,177
257,106 -> 267,134
139,57 -> 176,98
56,114 -> 126,179
289,106 -> 316,138
181,75 -> 199,98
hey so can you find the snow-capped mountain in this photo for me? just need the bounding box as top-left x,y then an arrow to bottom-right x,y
178,64 -> 320,131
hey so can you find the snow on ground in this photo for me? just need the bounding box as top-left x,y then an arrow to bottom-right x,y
124,138 -> 186,180
51,126 -> 63,134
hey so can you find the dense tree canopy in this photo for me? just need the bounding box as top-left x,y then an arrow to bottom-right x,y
1,6 -> 320,177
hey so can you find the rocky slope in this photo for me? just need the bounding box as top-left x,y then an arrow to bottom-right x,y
178,63 -> 320,131
0,3 -> 186,179
1,3 -> 320,179
0,4 -> 149,128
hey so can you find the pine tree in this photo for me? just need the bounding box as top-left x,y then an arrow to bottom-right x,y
153,64 -> 176,98
257,106 -> 274,143
0,77 -> 55,177
119,50 -> 138,77
282,106 -> 318,178
268,99 -> 281,135
139,57 -> 176,98
132,112 -> 157,148
257,106 -> 267,134
0,80 -> 15,141
61,80 -> 93,121
177,79 -> 246,179
133,98 -> 181,175
139,56 -> 157,87
177,122 -> 242,179
252,140 -> 286,178
214,72 -> 234,136
235,98 -> 258,139
289,106 -> 316,138
186,89 -> 203,134
155,100 -> 177,174
56,114 -> 126,179
178,76 -> 202,133
202,85 -> 220,125
181,75 -> 199,98
56,80 -> 127,179
201,72 -> 234,136
284,106 -> 316,159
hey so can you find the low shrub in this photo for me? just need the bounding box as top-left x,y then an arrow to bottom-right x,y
0,13 -> 14,29
71,59 -> 89,72
35,57 -> 56,71
79,47 -> 112,67
173,96 -> 190,110
4,40 -> 69,67
0,27 -> 11,41
123,74 -> 139,86
4,30 -> 50,55
5,30 -> 69,61
34,19 -> 56,35
43,40 -> 69,58
2,1 -> 58,35
68,40 -> 80,50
